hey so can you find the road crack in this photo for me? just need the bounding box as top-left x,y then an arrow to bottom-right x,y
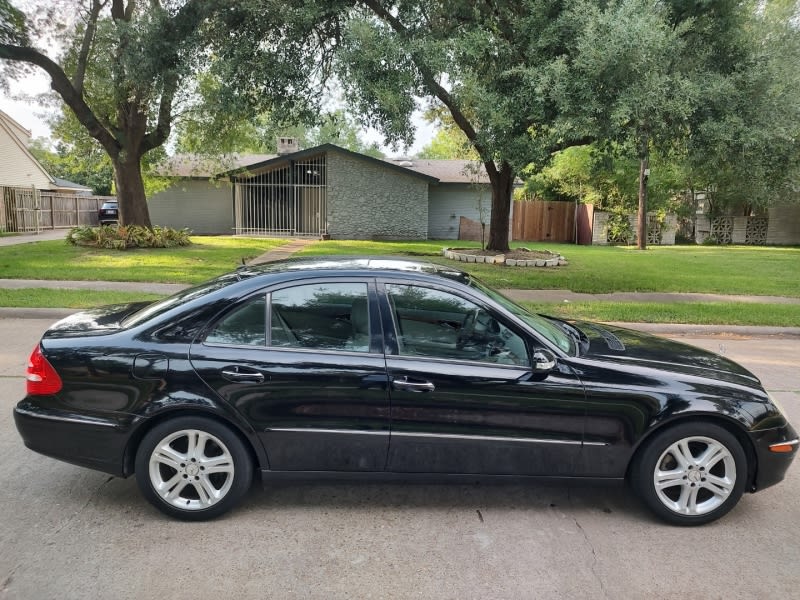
1,563 -> 20,596
568,488 -> 609,600
52,476 -> 114,536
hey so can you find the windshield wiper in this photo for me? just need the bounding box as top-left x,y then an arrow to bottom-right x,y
544,317 -> 589,355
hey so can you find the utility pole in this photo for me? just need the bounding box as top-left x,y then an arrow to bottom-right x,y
637,132 -> 650,250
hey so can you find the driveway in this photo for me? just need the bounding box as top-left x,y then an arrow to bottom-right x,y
1,319 -> 798,599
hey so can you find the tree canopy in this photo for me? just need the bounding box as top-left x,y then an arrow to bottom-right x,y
336,0 -> 799,250
0,0 -> 342,226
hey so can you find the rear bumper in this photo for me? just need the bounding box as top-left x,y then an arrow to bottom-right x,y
14,400 -> 131,477
749,423 -> 799,491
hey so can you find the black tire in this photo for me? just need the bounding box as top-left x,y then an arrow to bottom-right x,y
134,416 -> 253,521
630,422 -> 747,526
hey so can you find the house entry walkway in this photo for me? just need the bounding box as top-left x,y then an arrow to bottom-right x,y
246,238 -> 317,265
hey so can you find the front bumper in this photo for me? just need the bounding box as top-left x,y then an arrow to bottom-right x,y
14,400 -> 132,477
749,423 -> 799,492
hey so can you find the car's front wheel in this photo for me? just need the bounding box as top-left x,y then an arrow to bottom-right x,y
631,422 -> 747,526
134,416 -> 253,520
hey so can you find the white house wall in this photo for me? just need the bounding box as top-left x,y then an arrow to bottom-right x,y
0,119 -> 52,189
428,183 -> 492,240
148,179 -> 233,234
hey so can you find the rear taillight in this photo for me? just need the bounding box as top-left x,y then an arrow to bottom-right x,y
26,345 -> 63,395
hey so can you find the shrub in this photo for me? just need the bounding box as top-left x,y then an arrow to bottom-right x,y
67,225 -> 192,249
605,212 -> 635,244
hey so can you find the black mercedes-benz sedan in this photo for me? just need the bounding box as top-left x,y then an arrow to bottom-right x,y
14,257 -> 797,524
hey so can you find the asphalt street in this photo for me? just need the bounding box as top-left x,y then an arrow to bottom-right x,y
0,318 -> 798,599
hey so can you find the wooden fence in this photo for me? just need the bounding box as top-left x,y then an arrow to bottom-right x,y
1,186 -> 114,232
512,200 -> 576,242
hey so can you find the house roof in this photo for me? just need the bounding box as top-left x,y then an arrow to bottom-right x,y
226,144 -> 440,183
155,145 -> 502,186
383,158 -> 489,184
52,177 -> 93,193
154,153 -> 277,178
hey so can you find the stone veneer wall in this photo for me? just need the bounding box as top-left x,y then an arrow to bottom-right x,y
326,149 -> 429,240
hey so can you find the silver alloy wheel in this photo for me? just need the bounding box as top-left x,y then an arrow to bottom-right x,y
652,435 -> 736,516
148,429 -> 235,511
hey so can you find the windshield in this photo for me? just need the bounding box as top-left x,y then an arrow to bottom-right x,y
467,278 -> 574,354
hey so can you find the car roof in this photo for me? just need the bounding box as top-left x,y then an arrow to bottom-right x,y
233,255 -> 472,285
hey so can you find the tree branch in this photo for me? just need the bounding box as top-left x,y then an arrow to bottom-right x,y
359,0 -> 490,161
73,0 -> 106,96
111,0 -> 135,21
141,70 -> 178,152
0,43 -> 121,158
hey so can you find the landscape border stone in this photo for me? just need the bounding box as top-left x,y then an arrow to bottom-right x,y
442,247 -> 568,267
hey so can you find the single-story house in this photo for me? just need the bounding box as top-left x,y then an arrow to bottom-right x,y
149,142 -> 500,239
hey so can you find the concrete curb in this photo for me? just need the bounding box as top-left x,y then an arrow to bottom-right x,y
0,308 -> 75,320
604,322 -> 800,338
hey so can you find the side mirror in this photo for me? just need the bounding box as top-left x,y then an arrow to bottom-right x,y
532,348 -> 557,373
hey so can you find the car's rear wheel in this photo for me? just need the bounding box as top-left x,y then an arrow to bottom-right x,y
631,422 -> 747,526
134,416 -> 252,520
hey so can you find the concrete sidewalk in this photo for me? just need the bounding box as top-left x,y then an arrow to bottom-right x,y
501,289 -> 800,305
0,230 -> 66,246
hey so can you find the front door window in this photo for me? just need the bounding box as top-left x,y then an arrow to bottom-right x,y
385,284 -> 529,366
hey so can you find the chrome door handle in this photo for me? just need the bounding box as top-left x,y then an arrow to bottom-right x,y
392,377 -> 435,393
221,367 -> 265,383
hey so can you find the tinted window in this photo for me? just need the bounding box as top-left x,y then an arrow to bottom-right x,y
270,282 -> 371,352
386,284 -> 529,366
205,296 -> 266,346
466,278 -> 573,354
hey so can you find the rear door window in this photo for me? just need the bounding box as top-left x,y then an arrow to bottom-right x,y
270,282 -> 371,352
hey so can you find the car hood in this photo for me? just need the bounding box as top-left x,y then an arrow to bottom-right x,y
43,302 -> 151,338
574,321 -> 761,388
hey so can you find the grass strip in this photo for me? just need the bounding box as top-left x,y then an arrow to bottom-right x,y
0,289 -> 164,309
300,240 -> 800,297
520,301 -> 800,327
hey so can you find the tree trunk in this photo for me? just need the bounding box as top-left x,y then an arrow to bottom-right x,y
486,162 -> 515,252
637,139 -> 649,251
113,154 -> 152,228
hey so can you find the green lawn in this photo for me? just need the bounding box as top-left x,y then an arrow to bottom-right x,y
299,240 -> 800,297
0,235 -> 798,325
0,236 -> 286,284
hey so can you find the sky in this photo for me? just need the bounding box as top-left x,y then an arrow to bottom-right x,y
0,73 -> 437,157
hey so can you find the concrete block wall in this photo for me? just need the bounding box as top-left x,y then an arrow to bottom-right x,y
592,211 -> 677,245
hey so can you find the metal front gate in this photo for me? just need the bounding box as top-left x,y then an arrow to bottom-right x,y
233,153 -> 327,236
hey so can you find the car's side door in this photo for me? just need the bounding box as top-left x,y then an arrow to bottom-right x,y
380,281 -> 587,476
189,278 -> 391,472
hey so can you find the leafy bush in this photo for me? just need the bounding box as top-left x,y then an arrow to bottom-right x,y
605,212 -> 634,244
67,225 -> 192,249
